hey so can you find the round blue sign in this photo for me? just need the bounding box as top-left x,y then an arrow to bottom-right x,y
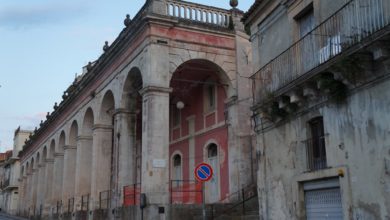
194,163 -> 213,182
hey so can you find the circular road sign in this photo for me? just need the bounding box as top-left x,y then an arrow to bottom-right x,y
194,163 -> 213,182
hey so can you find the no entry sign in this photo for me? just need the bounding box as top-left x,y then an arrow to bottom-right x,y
194,163 -> 213,182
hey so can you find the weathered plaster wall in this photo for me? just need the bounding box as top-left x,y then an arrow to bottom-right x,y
256,77 -> 390,219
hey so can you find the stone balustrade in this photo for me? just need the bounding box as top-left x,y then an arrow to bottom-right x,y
166,0 -> 231,27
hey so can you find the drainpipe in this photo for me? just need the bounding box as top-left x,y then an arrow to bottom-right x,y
259,118 -> 269,220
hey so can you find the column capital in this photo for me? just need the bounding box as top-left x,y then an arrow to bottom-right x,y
139,86 -> 172,96
64,145 -> 77,150
77,135 -> 93,141
113,108 -> 136,115
93,124 -> 113,130
45,159 -> 55,163
54,152 -> 64,157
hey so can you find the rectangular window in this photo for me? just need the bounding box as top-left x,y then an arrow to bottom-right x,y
172,107 -> 181,127
307,117 -> 327,171
296,6 -> 314,38
204,83 -> 216,113
208,85 -> 215,109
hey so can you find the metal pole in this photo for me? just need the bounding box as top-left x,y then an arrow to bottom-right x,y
202,182 -> 206,220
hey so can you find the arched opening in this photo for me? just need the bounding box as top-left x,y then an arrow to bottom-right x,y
27,160 -> 32,209
69,121 -> 78,147
120,68 -> 143,191
46,139 -> 56,206
42,147 -> 47,162
82,108 -> 94,136
21,166 -> 25,178
63,121 -> 78,206
91,90 -> 115,208
75,108 -> 94,203
208,144 -> 218,158
172,154 -> 182,184
169,59 -> 230,204
59,131 -> 66,153
100,91 -> 115,125
53,131 -> 66,206
49,140 -> 55,159
39,147 -> 47,209
32,154 -> 38,210
206,143 -> 220,203
36,152 -> 40,168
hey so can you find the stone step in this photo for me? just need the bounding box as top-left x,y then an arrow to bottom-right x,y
194,214 -> 260,220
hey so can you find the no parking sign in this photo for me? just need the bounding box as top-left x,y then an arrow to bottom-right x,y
194,163 -> 213,182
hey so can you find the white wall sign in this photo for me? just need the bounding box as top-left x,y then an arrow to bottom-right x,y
153,159 -> 166,168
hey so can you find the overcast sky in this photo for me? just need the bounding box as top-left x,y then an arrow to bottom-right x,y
0,0 -> 252,151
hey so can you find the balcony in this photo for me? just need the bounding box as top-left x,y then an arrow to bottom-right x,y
305,136 -> 327,171
252,0 -> 390,105
2,179 -> 10,189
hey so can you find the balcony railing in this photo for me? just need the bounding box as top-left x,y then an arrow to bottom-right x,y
166,0 -> 231,27
81,194 -> 90,211
2,179 -> 10,189
56,200 -> 62,215
99,190 -> 110,210
169,180 -> 203,204
305,136 -> 327,171
252,0 -> 390,104
123,183 -> 141,206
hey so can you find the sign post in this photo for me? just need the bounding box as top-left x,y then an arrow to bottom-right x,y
194,163 -> 214,220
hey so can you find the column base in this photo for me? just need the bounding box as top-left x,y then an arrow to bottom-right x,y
141,204 -> 170,220
74,210 -> 88,220
90,209 -> 109,220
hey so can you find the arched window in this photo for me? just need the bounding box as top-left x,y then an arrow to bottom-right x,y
208,143 -> 218,158
206,143 -> 219,203
173,154 -> 182,167
172,154 -> 182,186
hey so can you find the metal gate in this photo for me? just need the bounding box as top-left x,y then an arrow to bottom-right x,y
304,179 -> 343,220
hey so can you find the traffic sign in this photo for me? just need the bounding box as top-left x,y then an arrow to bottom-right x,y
194,163 -> 213,182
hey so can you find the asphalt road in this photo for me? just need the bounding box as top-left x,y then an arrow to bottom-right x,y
0,212 -> 27,220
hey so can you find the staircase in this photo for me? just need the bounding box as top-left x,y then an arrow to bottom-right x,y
194,184 -> 260,220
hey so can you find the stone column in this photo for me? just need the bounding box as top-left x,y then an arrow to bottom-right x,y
62,145 -> 77,211
20,176 -> 27,216
32,168 -> 38,215
26,173 -> 32,216
37,164 -> 46,214
112,109 -> 136,207
52,153 -> 64,211
44,159 -> 54,214
90,124 -> 113,210
74,135 -> 93,211
139,86 -> 171,219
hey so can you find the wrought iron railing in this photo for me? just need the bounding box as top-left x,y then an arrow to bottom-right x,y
166,0 -> 231,27
305,136 -> 327,171
81,194 -> 90,211
99,190 -> 110,210
56,200 -> 62,215
67,197 -> 74,213
123,183 -> 141,206
252,0 -> 390,104
211,184 -> 258,219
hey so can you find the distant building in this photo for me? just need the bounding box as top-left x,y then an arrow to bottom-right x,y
0,128 -> 32,215
244,0 -> 390,219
